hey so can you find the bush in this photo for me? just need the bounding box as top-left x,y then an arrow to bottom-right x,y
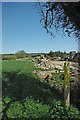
49,99 -> 80,120
49,100 -> 67,120
6,97 -> 49,119
68,106 -> 80,120
15,50 -> 27,59
3,55 -> 16,60
7,101 -> 23,118
23,97 -> 49,118
4,98 -> 80,119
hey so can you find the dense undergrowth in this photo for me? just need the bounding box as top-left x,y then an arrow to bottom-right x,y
1,97 -> 80,119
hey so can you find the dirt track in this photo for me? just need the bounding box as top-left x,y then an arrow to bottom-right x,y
52,61 -> 78,68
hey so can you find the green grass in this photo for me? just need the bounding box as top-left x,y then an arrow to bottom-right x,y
2,60 -> 36,73
2,60 -> 63,119
2,60 -> 80,119
2,60 -> 61,102
0,60 -> 2,72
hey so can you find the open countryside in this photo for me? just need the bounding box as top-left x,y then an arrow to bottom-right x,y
2,2 -> 80,120
1,50 -> 80,119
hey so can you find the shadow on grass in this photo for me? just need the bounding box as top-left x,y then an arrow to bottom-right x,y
2,71 -> 63,104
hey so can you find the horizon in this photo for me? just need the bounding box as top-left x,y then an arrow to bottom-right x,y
1,50 -> 77,55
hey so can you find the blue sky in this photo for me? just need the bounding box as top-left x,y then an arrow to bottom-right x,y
2,2 -> 78,54
0,2 -> 2,54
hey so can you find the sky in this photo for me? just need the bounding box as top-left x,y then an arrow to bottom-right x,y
2,2 -> 78,54
0,2 -> 2,54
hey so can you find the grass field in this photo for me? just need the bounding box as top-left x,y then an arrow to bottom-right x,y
2,59 -> 62,100
1,60 -> 80,119
2,60 -> 36,73
2,60 -> 63,119
0,60 -> 2,72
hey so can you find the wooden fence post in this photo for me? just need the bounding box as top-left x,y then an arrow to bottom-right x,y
64,62 -> 70,109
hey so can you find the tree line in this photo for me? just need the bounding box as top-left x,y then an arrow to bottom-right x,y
2,50 -> 78,62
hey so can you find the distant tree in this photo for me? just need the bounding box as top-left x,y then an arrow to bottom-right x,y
2,54 -> 16,60
54,51 -> 61,57
69,52 -> 72,61
15,50 -> 27,59
48,51 -> 54,57
60,52 -> 65,59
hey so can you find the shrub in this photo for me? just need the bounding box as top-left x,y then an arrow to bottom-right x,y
49,99 -> 80,120
68,105 -> 80,120
3,97 -> 80,119
3,97 -> 11,104
15,50 -> 27,59
23,97 -> 50,118
49,100 -> 67,120
6,97 -> 49,119
7,101 -> 23,118
3,55 -> 16,60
